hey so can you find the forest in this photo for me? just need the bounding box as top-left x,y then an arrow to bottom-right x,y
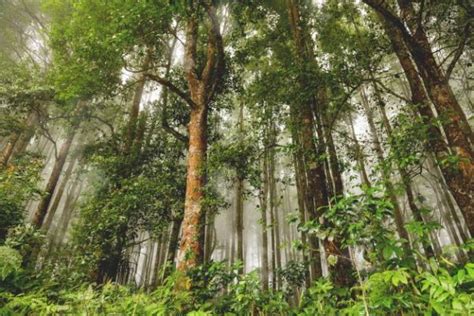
0,0 -> 473,314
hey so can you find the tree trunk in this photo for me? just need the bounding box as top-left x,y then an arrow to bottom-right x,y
32,128 -> 76,228
360,89 -> 412,257
125,52 -> 151,153
269,189 -> 277,290
1,110 -> 39,166
286,0 -> 326,281
320,121 -> 356,287
260,150 -> 270,291
49,174 -> 84,254
372,82 -> 436,258
0,133 -> 19,166
175,3 -> 224,272
380,15 -> 474,237
348,112 -> 371,187
177,105 -> 208,270
42,155 -> 78,232
268,134 -> 282,289
167,217 -> 182,266
235,177 -> 244,272
293,151 -> 311,287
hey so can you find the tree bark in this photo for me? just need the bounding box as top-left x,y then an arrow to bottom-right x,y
176,3 -> 224,271
0,133 -> 19,166
286,0 -> 326,281
348,112 -> 371,188
32,128 -> 76,228
177,105 -> 208,269
125,51 -> 151,153
259,154 -> 270,290
1,110 -> 39,166
380,15 -> 474,237
293,151 -> 311,287
49,174 -> 83,253
42,157 -> 77,232
166,216 -> 182,266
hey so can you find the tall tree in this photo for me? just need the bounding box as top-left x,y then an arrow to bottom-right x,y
159,2 -> 225,271
363,0 -> 474,235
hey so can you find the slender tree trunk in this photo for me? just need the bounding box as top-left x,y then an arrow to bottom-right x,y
293,152 -> 311,287
125,52 -> 151,153
32,128 -> 76,228
372,83 -> 436,258
348,113 -> 371,187
230,230 -> 236,265
260,150 -> 270,291
42,155 -> 78,232
235,178 -> 244,271
167,217 -> 182,266
235,102 -> 245,273
268,134 -> 282,288
50,175 -> 83,252
269,191 -> 277,290
360,89 -> 412,256
1,110 -> 39,166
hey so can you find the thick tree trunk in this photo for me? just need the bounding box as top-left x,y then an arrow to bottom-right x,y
364,0 -> 474,235
382,17 -> 474,238
175,3 -> 224,272
287,0 -> 326,281
287,0 -> 357,286
320,121 -> 356,287
177,105 -> 208,270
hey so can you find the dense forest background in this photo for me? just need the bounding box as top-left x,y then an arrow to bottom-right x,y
0,0 -> 473,314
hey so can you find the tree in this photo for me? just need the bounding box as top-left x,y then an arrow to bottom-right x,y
362,0 -> 474,236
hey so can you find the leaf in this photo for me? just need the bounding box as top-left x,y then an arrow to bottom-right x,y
382,246 -> 393,260
431,301 -> 445,315
327,255 -> 338,266
456,269 -> 466,283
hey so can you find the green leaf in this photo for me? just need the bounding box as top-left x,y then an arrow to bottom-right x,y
327,255 -> 338,266
382,246 -> 393,260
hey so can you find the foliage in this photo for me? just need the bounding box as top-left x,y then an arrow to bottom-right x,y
0,246 -> 22,282
1,252 -> 472,315
0,0 -> 472,315
0,155 -> 43,242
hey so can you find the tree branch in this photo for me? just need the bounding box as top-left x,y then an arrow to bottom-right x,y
445,23 -> 471,80
161,116 -> 189,143
145,73 -> 196,109
203,3 -> 225,104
